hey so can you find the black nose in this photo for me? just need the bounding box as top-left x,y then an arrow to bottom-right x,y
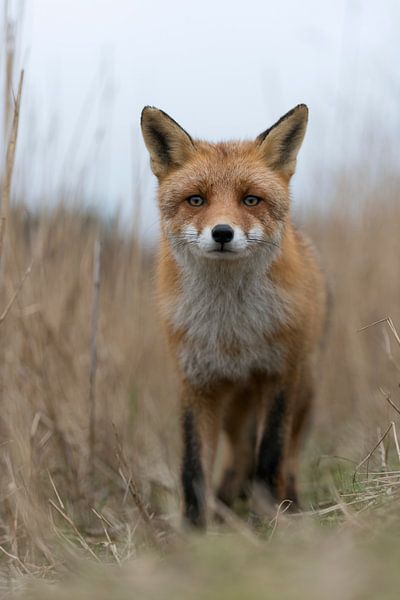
212,224 -> 234,244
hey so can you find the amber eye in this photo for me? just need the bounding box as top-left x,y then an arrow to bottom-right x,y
242,195 -> 261,207
187,195 -> 205,207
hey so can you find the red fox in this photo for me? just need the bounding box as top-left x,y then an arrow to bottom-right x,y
141,104 -> 327,528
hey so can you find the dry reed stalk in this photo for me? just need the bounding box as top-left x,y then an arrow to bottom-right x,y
91,508 -> 121,565
391,422 -> 400,463
267,499 -> 293,541
378,387 -> 400,418
358,316 -> 400,347
113,424 -> 160,549
353,422 -> 393,483
0,544 -> 31,575
377,426 -> 388,472
88,238 -> 101,485
2,0 -> 14,148
48,470 -> 65,510
24,338 -> 80,500
0,258 -> 33,325
49,500 -> 101,562
131,141 -> 143,293
0,68 -> 24,264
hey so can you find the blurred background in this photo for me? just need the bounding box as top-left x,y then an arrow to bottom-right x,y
3,0 -> 400,228
1,1 -> 400,595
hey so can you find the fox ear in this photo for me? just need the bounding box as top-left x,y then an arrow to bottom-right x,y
141,107 -> 195,178
256,104 -> 308,180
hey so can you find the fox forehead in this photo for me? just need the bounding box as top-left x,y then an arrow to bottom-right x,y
158,140 -> 289,220
161,140 -> 286,190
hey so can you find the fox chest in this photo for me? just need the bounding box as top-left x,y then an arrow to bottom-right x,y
165,274 -> 292,387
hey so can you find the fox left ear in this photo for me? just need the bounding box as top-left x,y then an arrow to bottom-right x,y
141,107 -> 195,179
256,104 -> 308,180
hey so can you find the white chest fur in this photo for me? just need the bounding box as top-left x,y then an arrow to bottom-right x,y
163,257 -> 293,387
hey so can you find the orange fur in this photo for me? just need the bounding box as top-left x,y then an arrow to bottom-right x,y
141,104 -> 327,528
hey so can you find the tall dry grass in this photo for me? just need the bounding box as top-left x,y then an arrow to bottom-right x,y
0,170 -> 399,574
1,6 -> 400,597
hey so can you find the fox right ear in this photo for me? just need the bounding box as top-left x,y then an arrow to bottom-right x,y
256,104 -> 308,180
141,107 -> 195,178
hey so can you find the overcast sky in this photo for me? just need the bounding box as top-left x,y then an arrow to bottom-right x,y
4,0 -> 400,232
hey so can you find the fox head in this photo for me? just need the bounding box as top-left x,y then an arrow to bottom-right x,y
141,105 -> 308,263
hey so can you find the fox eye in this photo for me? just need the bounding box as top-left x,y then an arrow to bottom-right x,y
242,195 -> 261,207
187,195 -> 205,207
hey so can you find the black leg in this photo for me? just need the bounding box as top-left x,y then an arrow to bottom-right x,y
255,391 -> 287,501
285,472 -> 299,510
181,408 -> 206,528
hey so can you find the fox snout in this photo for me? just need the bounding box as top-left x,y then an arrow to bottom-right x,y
201,223 -> 246,257
178,222 -> 278,261
211,224 -> 234,245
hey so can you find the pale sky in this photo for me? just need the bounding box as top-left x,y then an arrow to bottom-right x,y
3,0 -> 400,233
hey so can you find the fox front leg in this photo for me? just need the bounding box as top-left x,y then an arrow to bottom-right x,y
255,389 -> 293,506
180,387 -> 222,529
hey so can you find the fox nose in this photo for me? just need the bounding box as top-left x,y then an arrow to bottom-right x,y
212,224 -> 234,244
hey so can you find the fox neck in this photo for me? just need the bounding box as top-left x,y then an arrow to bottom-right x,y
162,221 -> 295,317
177,251 -> 271,291
162,224 -> 295,386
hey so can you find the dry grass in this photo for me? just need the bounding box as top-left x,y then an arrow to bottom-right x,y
2,7 -> 400,599
0,162 -> 398,598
